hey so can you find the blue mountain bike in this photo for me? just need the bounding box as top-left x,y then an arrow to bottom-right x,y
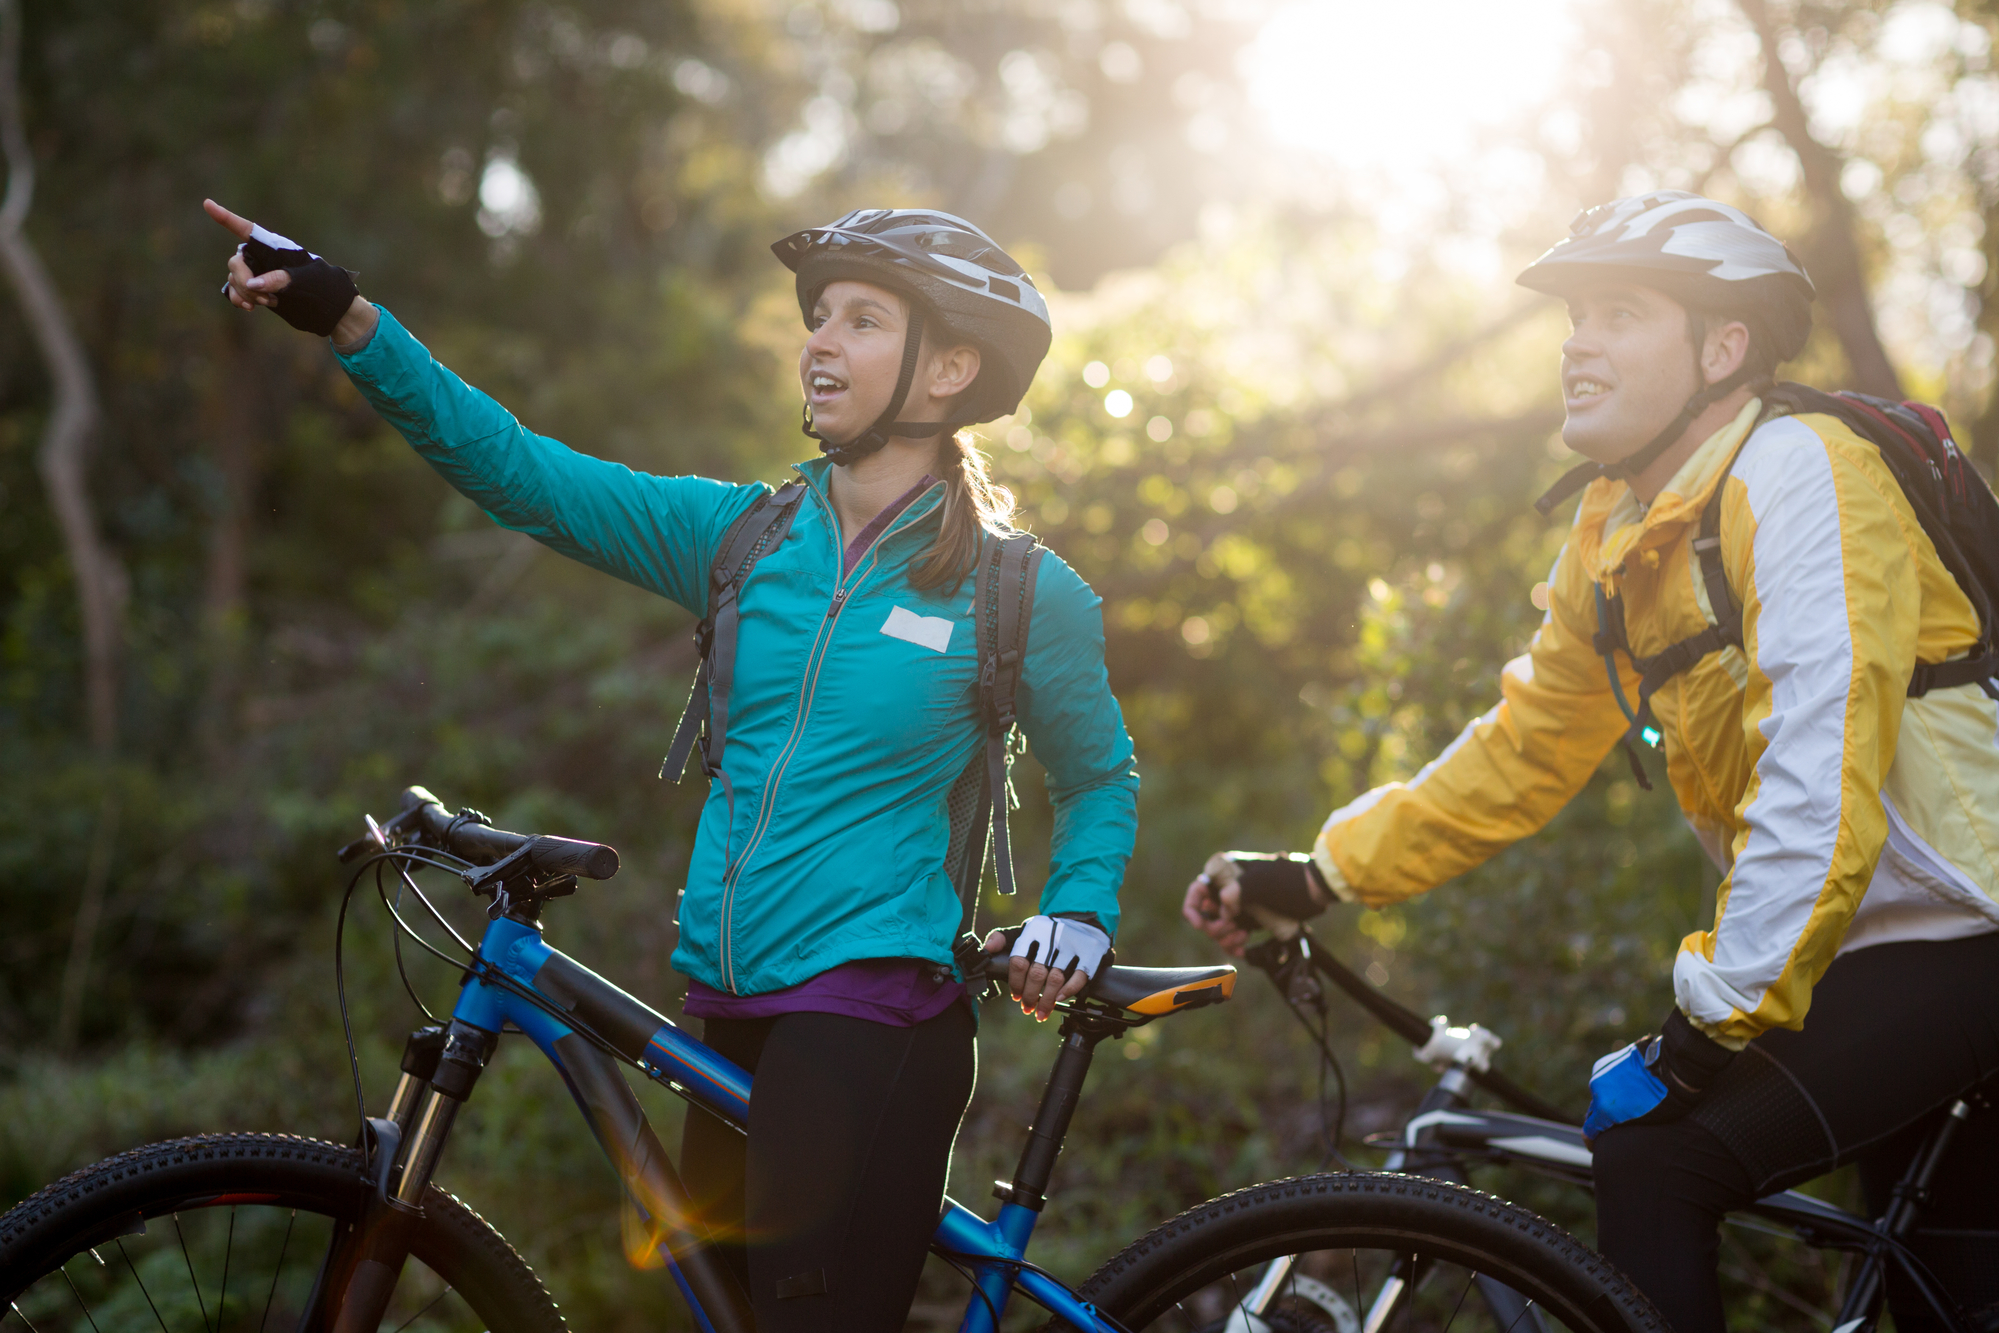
1,786 -> 1666,1332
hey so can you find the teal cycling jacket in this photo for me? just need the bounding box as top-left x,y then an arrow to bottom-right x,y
337,308 -> 1139,997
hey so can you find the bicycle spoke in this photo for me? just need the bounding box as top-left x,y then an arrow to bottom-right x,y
60,1263 -> 106,1333
174,1213 -> 215,1333
258,1210 -> 295,1333
1500,1298 -> 1540,1333
117,1238 -> 176,1333
218,1208 -> 234,1333
387,1287 -> 452,1333
8,1301 -> 41,1333
1440,1269 -> 1474,1333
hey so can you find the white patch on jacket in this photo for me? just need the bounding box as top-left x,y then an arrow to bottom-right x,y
880,604 -> 953,653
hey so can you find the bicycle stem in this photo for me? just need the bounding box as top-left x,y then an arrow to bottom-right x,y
1261,929 -> 1579,1125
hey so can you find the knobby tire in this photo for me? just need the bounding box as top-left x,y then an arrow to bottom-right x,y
1071,1172 -> 1667,1333
0,1133 -> 564,1333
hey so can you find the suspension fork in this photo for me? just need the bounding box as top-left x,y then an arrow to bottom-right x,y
1363,1071 -> 1546,1333
296,1020 -> 496,1333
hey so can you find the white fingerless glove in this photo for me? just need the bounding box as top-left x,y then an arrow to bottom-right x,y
1010,915 -> 1111,979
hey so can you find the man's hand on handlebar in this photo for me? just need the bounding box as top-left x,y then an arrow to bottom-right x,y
1184,852 -> 1252,957
983,916 -> 1109,1021
1183,850 -> 1331,957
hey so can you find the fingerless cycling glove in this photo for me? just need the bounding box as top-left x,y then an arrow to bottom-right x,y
1583,1008 -> 1736,1139
238,223 -> 359,337
1009,915 -> 1111,978
1229,852 -> 1331,922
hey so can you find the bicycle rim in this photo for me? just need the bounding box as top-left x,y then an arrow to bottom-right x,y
0,1134 -> 564,1333
1074,1174 -> 1665,1333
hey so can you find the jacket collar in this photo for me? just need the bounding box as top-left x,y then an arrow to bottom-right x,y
790,455 -> 947,538
1573,397 -> 1763,590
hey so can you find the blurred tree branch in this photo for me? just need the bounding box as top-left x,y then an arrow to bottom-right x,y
1737,0 -> 1903,398
195,320 -> 266,758
1317,300 -> 1549,424
0,0 -> 122,1052
0,0 -> 120,751
1960,1 -> 1999,473
1688,120 -> 1776,195
1317,409 -> 1567,466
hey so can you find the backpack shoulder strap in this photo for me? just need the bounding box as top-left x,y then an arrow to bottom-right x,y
966,531 -> 1044,932
660,481 -> 805,784
1689,450 -> 1743,650
1594,445 -> 1748,793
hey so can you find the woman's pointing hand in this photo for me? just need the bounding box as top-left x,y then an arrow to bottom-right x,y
204,199 -> 375,345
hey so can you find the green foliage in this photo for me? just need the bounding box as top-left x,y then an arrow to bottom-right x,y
2,2 -> 1916,1327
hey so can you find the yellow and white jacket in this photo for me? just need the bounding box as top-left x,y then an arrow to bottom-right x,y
1313,399 -> 1999,1048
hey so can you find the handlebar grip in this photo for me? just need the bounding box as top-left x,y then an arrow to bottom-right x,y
526,835 -> 620,881
393,786 -> 620,880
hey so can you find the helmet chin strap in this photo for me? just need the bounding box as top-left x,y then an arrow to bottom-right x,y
801,305 -> 958,467
1534,341 -> 1766,517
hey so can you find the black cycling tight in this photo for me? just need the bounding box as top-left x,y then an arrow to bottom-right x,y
678,1003 -> 976,1333
1594,931 -> 1999,1332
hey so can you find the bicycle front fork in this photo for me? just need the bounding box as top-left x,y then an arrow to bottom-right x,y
299,1020 -> 496,1333
1228,1069 -> 1546,1333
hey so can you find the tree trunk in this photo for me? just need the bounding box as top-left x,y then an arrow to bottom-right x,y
1737,0 -> 1904,399
0,0 -> 120,749
0,0 -> 123,1051
196,319 -> 264,754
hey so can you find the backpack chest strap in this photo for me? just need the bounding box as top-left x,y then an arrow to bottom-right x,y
1593,458 -> 1745,790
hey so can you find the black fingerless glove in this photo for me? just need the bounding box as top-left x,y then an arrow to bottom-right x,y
1649,1008 -> 1737,1118
240,226 -> 359,337
1230,852 -> 1330,922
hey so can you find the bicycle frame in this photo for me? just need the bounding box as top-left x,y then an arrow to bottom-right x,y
1245,928 -> 1995,1333
369,911 -> 1129,1333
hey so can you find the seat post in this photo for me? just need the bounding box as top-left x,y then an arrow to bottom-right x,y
995,1013 -> 1120,1211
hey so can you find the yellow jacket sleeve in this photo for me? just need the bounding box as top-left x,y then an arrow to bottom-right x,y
1672,416 -> 1918,1047
1313,536 -> 1634,907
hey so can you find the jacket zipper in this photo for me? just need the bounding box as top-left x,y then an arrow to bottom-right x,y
715,479 -> 941,992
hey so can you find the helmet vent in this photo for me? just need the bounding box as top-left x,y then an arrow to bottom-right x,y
987,276 -> 1020,301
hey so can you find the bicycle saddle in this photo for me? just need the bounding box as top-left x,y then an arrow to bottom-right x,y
1089,963 -> 1236,1015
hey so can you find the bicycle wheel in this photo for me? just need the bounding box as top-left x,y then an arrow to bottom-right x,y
0,1133 -> 564,1333
1072,1173 -> 1665,1333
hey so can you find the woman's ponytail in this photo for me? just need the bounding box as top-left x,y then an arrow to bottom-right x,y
911,431 -> 1017,592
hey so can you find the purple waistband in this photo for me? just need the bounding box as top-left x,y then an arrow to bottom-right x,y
684,957 -> 964,1028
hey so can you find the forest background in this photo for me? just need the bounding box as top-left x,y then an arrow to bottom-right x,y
3,0 -> 1996,1325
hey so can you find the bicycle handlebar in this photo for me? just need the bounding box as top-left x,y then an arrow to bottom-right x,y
395,785 -> 621,880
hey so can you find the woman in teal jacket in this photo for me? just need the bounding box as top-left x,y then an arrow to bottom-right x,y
209,201 -> 1139,1331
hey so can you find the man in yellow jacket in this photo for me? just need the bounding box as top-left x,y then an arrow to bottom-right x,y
1185,193 -> 1999,1329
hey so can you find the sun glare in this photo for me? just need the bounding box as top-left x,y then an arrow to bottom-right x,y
1241,0 -> 1580,178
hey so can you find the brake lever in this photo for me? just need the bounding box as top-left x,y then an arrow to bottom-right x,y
335,812 -> 393,864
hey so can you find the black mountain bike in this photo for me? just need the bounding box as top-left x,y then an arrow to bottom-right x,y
1225,923 -> 1998,1333
1,787 -> 1666,1332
